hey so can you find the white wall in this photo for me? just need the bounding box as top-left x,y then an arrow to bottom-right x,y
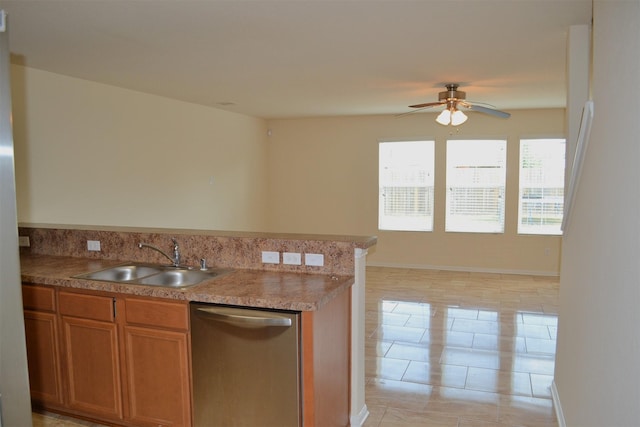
266,109 -> 564,274
555,1 -> 640,426
11,65 -> 269,231
565,24 -> 590,188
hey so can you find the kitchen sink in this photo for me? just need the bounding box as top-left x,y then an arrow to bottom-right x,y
74,263 -> 230,288
137,269 -> 220,287
76,264 -> 165,282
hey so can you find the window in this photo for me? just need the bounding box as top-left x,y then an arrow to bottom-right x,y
518,138 -> 566,235
379,141 -> 435,231
446,139 -> 507,233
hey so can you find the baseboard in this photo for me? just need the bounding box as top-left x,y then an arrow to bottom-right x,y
350,404 -> 369,427
551,380 -> 566,427
366,261 -> 560,277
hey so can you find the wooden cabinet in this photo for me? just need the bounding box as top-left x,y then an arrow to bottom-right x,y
22,284 -> 64,407
122,297 -> 191,427
24,285 -> 191,426
59,291 -> 123,421
301,288 -> 350,427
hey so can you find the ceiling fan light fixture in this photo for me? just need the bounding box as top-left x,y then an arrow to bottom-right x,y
435,108 -> 467,126
451,109 -> 468,126
436,109 -> 451,125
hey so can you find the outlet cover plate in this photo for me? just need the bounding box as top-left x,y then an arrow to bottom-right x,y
261,251 -> 280,264
283,252 -> 302,265
305,253 -> 324,266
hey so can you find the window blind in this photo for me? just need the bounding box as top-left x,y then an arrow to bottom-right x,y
446,140 -> 507,233
518,138 -> 566,235
378,141 -> 434,231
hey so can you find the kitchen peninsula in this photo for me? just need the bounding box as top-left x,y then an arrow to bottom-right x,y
18,224 -> 376,427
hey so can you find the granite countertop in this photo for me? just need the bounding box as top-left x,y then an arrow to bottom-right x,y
20,254 -> 354,312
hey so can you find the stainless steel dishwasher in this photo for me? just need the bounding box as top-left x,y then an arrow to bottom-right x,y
190,303 -> 301,427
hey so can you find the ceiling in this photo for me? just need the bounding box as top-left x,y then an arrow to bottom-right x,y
0,0 -> 592,119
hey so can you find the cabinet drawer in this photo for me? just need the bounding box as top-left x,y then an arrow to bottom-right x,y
124,298 -> 189,331
59,292 -> 115,322
22,284 -> 56,312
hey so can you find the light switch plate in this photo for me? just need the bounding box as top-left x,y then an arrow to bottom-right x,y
18,236 -> 30,247
87,240 -> 101,251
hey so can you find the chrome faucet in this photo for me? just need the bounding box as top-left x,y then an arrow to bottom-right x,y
138,238 -> 181,267
171,238 -> 181,267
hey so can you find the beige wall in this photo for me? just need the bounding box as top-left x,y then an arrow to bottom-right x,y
555,1 -> 640,425
11,65 -> 269,231
11,65 -> 566,275
266,109 -> 565,274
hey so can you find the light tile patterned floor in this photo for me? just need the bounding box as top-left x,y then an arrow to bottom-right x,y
363,266 -> 559,427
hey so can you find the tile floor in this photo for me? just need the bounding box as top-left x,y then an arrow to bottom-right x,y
34,266 -> 559,427
32,411 -> 105,427
363,266 -> 559,427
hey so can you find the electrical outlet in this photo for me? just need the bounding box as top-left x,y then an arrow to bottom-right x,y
261,251 -> 280,264
305,253 -> 324,267
18,236 -> 30,247
283,252 -> 302,265
87,240 -> 101,251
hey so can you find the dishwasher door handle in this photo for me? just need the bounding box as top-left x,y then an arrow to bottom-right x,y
195,307 -> 292,328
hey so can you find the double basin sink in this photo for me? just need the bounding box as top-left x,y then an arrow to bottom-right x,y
74,263 -> 230,288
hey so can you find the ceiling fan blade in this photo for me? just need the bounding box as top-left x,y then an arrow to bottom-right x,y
408,101 -> 444,109
396,106 -> 441,117
468,104 -> 511,119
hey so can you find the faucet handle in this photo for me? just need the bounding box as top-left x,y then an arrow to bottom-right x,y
200,258 -> 207,270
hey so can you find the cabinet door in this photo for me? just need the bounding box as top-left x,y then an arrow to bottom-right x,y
123,325 -> 191,427
24,310 -> 64,406
62,316 -> 123,420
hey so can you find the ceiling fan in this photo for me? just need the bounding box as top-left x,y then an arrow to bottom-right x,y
408,84 -> 511,126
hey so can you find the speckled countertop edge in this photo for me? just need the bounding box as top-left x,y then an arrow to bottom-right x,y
20,254 -> 354,312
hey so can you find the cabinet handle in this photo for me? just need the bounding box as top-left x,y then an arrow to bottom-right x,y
195,307 -> 292,328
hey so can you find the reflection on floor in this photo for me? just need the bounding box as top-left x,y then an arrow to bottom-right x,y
363,266 -> 559,427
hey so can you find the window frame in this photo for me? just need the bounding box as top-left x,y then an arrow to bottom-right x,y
445,139 -> 508,234
517,137 -> 566,236
378,140 -> 435,232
